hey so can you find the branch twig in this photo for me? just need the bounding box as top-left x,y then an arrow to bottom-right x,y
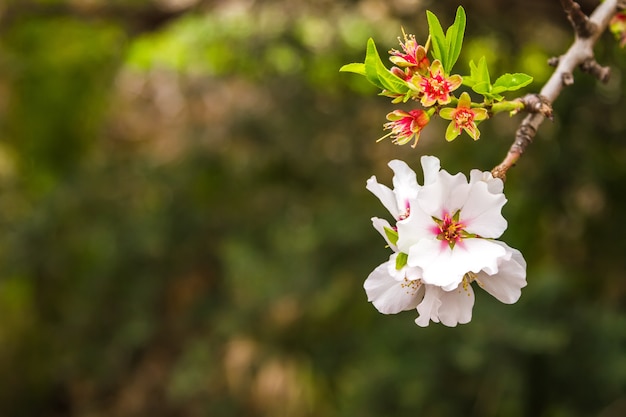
492,0 -> 620,180
560,0 -> 596,37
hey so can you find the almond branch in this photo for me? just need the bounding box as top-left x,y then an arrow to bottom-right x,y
492,0 -> 620,180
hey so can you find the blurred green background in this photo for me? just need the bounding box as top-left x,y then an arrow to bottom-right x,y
0,0 -> 625,416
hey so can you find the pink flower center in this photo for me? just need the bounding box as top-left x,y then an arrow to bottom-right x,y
454,108 -> 474,128
398,200 -> 411,221
421,74 -> 449,100
432,211 -> 466,249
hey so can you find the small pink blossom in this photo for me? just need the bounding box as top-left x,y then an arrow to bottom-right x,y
389,31 -> 430,76
439,92 -> 488,141
380,109 -> 430,147
410,60 -> 463,107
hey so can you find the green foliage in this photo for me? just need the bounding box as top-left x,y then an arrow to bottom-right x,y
426,6 -> 466,74
464,57 -> 534,101
340,38 -> 410,97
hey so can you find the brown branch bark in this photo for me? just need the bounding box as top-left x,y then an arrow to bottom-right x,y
492,0 -> 621,180
560,0 -> 596,37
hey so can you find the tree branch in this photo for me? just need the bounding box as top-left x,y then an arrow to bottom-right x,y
492,0 -> 620,180
560,0 -> 596,37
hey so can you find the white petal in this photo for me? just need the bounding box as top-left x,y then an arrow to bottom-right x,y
389,160 -> 419,205
461,180 -> 508,238
417,171 -> 470,217
437,282 -> 475,327
371,217 -> 398,252
457,238 -> 508,276
477,244 -> 527,304
395,201 -> 435,252
415,285 -> 442,327
419,155 -> 441,186
469,169 -> 504,194
407,239 -> 465,290
364,261 -> 424,314
408,238 -> 507,290
386,253 -> 423,281
366,176 -> 399,219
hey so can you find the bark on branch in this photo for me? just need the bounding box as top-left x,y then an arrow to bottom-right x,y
492,0 -> 621,180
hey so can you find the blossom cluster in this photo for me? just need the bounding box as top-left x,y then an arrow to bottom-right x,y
340,7 -> 534,149
364,156 -> 527,327
380,33 -> 484,147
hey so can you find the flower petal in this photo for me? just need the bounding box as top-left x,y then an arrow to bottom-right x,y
417,170 -> 470,217
447,74 -> 463,91
415,285 -> 442,327
437,282 -> 475,327
389,159 -> 419,204
419,155 -> 441,186
477,243 -> 527,304
395,201 -> 434,252
445,121 -> 460,142
461,180 -> 507,238
439,107 -> 454,120
371,217 -> 398,252
458,91 -> 472,108
364,262 -> 424,314
366,176 -> 399,219
469,169 -> 504,194
408,238 -> 507,289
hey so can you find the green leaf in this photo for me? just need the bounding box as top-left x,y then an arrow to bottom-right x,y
426,10 -> 447,68
471,81 -> 491,95
384,226 -> 399,246
464,57 -> 490,88
365,38 -> 409,94
492,73 -> 534,93
339,62 -> 366,76
364,38 -> 386,90
444,6 -> 466,74
395,252 -> 408,270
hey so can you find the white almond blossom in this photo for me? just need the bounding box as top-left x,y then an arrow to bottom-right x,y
364,156 -> 527,327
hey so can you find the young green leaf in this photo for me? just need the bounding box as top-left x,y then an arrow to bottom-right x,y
426,10 -> 447,67
444,6 -> 466,74
339,62 -> 367,76
366,38 -> 409,94
364,38 -> 386,90
463,57 -> 490,88
492,73 -> 534,93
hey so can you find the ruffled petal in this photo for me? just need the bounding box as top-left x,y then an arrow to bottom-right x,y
389,159 -> 419,207
396,201 -> 434,252
408,238 -> 507,289
461,180 -> 508,238
364,262 -> 424,314
407,239 -> 464,290
419,155 -> 441,186
415,282 -> 475,327
415,285 -> 442,327
437,282 -> 475,327
386,252 -> 423,281
416,170 -> 470,217
371,217 -> 398,252
477,243 -> 527,304
366,176 -> 399,219
469,169 -> 504,194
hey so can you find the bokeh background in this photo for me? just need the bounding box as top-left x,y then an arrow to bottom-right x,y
0,0 -> 625,416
